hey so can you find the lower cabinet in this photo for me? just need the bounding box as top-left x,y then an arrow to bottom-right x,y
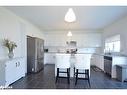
91,54 -> 104,71
0,57 -> 25,87
116,65 -> 127,82
44,53 -> 55,64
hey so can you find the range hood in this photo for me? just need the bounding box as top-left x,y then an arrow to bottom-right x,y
66,41 -> 77,53
66,41 -> 77,47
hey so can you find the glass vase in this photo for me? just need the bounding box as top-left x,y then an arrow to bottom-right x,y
8,51 -> 14,59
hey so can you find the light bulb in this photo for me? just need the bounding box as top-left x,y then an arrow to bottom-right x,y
67,31 -> 72,36
64,8 -> 76,22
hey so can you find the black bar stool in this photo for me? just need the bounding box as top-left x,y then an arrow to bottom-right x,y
56,68 -> 70,84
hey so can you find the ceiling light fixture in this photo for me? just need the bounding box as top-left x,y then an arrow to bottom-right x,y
67,31 -> 72,37
64,8 -> 76,23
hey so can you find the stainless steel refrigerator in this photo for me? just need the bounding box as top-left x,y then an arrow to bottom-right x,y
27,36 -> 44,73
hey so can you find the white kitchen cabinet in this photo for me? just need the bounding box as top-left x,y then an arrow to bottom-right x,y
0,57 -> 25,87
44,53 -> 56,64
91,54 -> 104,70
110,56 -> 127,78
44,33 -> 102,47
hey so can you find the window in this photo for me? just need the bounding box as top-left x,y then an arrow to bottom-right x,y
104,35 -> 120,53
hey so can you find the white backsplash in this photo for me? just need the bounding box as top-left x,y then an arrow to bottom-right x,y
44,46 -> 101,54
44,46 -> 66,53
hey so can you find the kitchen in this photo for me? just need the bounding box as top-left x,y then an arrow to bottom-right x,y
0,6 -> 127,89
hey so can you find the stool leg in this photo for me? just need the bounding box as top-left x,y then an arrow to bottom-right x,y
86,70 -> 91,87
55,68 -> 59,83
69,68 -> 70,84
75,69 -> 78,85
74,67 -> 75,77
67,68 -> 70,84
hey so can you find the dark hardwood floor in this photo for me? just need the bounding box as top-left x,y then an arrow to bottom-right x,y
10,64 -> 127,89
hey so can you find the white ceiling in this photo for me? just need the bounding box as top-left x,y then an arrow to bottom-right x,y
5,6 -> 127,31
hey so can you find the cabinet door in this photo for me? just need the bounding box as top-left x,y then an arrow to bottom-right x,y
15,58 -> 25,80
5,60 -> 17,85
44,53 -> 55,64
19,58 -> 25,76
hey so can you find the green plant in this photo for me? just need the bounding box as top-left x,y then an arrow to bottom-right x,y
3,39 -> 17,52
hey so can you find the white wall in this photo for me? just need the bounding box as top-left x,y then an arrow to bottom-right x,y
102,15 -> 127,55
0,7 -> 45,73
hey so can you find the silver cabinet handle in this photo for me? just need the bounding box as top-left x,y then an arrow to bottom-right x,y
18,62 -> 20,66
16,62 -> 18,67
16,62 -> 20,67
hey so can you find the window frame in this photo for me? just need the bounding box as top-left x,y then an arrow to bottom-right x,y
104,35 -> 120,53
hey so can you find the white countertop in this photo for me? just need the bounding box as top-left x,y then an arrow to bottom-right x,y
45,52 -> 127,57
45,52 -> 94,54
97,53 -> 127,57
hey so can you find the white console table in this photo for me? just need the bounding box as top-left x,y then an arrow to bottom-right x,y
0,57 -> 25,87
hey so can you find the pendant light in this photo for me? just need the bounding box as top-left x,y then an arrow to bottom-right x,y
64,8 -> 76,23
67,31 -> 72,37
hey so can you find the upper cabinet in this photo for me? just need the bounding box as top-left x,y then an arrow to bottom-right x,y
44,32 -> 102,47
71,34 -> 101,47
44,34 -> 67,46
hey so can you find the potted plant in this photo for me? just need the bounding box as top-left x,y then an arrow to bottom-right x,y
3,39 -> 17,59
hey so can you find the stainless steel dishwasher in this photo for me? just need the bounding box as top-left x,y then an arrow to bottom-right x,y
104,56 -> 112,76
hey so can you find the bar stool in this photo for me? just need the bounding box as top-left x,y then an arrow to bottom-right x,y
55,54 -> 71,84
74,54 -> 91,87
